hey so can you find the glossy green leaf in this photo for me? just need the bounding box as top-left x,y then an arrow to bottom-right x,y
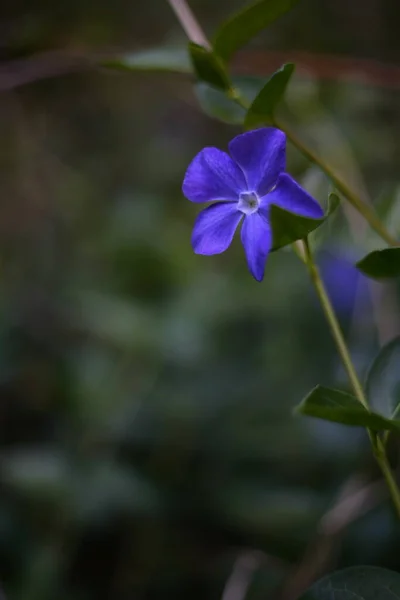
366,336 -> 400,420
245,64 -> 295,128
356,248 -> 400,279
300,566 -> 400,600
104,47 -> 191,73
188,43 -> 230,90
214,0 -> 300,62
296,385 -> 400,432
271,192 -> 339,251
195,83 -> 246,124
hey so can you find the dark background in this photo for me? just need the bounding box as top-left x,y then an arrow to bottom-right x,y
0,0 -> 400,598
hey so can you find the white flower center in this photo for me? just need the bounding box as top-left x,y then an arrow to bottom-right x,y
237,191 -> 260,215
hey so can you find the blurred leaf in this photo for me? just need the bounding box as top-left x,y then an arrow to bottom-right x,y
104,47 -> 191,73
214,0 -> 300,62
300,566 -> 400,600
366,336 -> 400,419
356,248 -> 400,279
216,483 -> 323,541
231,75 -> 266,104
73,463 -> 161,523
375,184 -> 400,237
74,291 -> 158,352
244,64 -> 295,128
195,82 -> 245,124
271,192 -> 339,251
1,451 -> 68,499
296,385 -> 400,432
189,43 -> 230,90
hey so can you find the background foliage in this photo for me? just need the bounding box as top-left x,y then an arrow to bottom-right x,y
1,0 -> 400,598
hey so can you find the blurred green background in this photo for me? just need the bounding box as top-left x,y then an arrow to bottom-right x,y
1,0 -> 400,598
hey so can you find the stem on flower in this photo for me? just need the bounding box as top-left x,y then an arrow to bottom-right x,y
302,238 -> 400,517
166,0 -> 398,246
166,0 -> 400,516
273,118 -> 399,247
231,96 -> 398,247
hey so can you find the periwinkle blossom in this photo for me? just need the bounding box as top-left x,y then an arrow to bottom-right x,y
183,127 -> 324,281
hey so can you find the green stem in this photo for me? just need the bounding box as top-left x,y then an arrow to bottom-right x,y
373,437 -> 400,517
273,117 -> 399,247
302,238 -> 400,517
302,238 -> 368,409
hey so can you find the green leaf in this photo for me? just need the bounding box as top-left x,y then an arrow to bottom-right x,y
195,76 -> 268,123
188,43 -> 230,90
300,566 -> 400,600
244,64 -> 295,128
366,336 -> 400,420
374,184 -> 400,238
295,385 -> 400,432
271,192 -> 339,252
231,75 -> 266,104
104,47 -> 191,73
195,83 -> 246,124
356,248 -> 400,279
214,0 -> 300,62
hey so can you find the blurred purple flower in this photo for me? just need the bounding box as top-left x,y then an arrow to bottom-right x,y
318,249 -> 370,317
183,128 -> 323,281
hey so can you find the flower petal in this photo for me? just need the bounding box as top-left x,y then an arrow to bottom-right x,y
192,202 -> 243,255
228,128 -> 286,196
183,147 -> 247,203
241,212 -> 272,282
265,173 -> 324,218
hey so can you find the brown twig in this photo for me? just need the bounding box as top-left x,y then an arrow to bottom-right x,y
0,50 -> 100,91
3,46 -> 400,91
278,475 -> 386,600
221,550 -> 287,600
167,0 -> 210,49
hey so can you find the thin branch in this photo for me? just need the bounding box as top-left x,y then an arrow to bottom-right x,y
221,550 -> 287,600
167,0 -> 210,48
0,50 -> 99,91
278,475 -> 385,600
3,45 -> 400,91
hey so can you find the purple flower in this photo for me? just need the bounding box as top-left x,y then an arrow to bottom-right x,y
183,128 -> 323,281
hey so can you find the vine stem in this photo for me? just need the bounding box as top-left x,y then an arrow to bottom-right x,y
373,436 -> 400,517
301,238 -> 400,518
273,118 -> 399,247
166,0 -> 398,246
232,95 -> 398,247
302,238 -> 368,409
166,0 -> 400,515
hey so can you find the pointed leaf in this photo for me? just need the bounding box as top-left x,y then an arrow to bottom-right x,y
271,192 -> 339,252
300,566 -> 400,600
214,0 -> 300,62
366,336 -> 400,420
104,47 -> 190,73
356,248 -> 400,279
188,43 -> 231,90
296,385 -> 400,432
195,83 -> 246,124
245,64 -> 295,128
